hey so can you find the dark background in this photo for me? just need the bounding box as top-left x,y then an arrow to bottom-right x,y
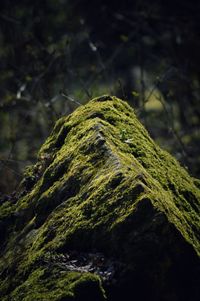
1,0 -> 200,193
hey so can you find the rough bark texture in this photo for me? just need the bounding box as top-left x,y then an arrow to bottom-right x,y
0,95 -> 199,301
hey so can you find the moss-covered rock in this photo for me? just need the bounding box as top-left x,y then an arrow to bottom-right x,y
0,95 -> 199,301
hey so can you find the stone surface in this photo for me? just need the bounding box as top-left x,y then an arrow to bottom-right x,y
0,95 -> 199,301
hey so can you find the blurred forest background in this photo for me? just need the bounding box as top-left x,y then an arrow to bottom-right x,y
0,0 -> 200,194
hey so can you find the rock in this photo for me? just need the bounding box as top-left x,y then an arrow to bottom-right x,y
0,95 -> 199,301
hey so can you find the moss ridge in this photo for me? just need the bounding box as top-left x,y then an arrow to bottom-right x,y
0,95 -> 199,300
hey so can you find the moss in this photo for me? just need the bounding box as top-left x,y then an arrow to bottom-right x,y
10,268 -> 105,301
0,95 -> 199,300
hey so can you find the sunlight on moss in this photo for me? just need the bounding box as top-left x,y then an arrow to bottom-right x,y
0,95 -> 199,300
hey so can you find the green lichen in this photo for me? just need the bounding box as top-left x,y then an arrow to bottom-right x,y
0,95 -> 199,300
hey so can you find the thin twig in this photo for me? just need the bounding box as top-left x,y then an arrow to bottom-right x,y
60,92 -> 81,106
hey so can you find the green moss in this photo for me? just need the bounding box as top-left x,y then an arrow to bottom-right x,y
10,268 -> 105,301
0,95 -> 199,300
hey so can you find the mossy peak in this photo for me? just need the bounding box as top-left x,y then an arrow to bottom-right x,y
0,95 -> 199,301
